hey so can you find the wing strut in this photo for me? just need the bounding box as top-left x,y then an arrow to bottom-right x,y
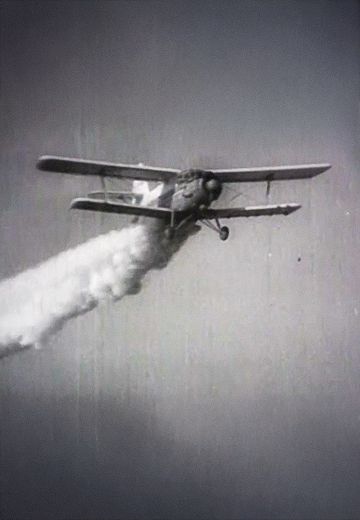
100,171 -> 108,201
265,172 -> 275,198
266,180 -> 271,198
200,216 -> 230,240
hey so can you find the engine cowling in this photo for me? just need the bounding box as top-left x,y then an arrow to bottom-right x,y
201,172 -> 222,201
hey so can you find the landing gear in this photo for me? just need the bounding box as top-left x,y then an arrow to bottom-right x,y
219,226 -> 229,241
200,218 -> 230,241
164,210 -> 176,239
165,227 -> 175,239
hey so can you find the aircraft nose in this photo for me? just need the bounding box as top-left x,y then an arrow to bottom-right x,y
204,177 -> 222,199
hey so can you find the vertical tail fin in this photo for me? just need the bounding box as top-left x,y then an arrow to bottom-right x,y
133,181 -> 164,206
132,180 -> 150,195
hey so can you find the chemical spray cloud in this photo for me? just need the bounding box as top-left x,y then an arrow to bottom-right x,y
0,219 -> 199,359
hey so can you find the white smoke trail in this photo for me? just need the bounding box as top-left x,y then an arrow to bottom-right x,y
0,220 -> 199,358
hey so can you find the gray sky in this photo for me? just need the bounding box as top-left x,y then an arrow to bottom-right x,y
1,1 -> 360,518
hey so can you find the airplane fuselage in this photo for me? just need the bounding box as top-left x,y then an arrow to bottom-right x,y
158,169 -> 223,216
36,155 -> 331,242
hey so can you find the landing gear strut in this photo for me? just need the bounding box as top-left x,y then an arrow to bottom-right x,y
165,211 -> 176,239
200,217 -> 230,241
165,227 -> 175,239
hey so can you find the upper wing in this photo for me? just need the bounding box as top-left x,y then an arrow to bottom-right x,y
37,155 -> 179,182
209,163 -> 331,183
70,197 -> 173,221
201,203 -> 301,219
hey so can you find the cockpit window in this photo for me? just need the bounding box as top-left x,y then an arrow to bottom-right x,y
177,169 -> 201,184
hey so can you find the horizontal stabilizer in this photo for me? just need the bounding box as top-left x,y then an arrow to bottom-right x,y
201,203 -> 301,219
210,164 -> 331,183
37,156 -> 179,182
70,197 -> 173,221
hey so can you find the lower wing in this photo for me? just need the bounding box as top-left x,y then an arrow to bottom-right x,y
87,191 -> 143,204
201,203 -> 301,219
70,197 -> 173,221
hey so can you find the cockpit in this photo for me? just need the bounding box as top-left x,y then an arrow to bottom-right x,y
176,169 -> 202,185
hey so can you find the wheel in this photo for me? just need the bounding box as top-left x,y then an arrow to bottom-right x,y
219,226 -> 229,241
165,227 -> 175,239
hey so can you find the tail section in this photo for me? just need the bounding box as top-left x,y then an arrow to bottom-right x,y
132,180 -> 150,196
132,180 -> 164,207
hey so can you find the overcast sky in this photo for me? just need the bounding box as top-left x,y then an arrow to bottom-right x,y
1,1 -> 360,518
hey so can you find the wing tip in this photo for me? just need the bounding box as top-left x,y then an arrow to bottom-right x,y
313,163 -> 331,175
71,197 -> 98,209
36,155 -> 51,170
285,203 -> 302,215
36,155 -> 69,171
69,197 -> 87,210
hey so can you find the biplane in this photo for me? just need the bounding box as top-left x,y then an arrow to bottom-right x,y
37,156 -> 331,240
